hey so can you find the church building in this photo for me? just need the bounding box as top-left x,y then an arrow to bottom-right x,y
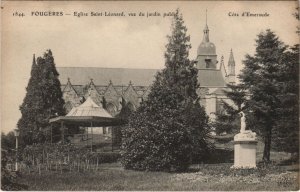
57,16 -> 236,129
195,18 -> 236,119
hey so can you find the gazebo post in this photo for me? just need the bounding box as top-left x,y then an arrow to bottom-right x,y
86,127 -> 88,147
61,121 -> 64,144
91,121 -> 93,152
111,127 -> 113,152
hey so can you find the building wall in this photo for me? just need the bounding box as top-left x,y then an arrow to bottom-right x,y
62,81 -> 146,117
62,82 -> 233,121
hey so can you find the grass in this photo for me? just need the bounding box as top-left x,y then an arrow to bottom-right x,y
17,162 -> 299,191
12,136 -> 299,191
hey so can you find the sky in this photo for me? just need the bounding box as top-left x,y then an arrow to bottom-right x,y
1,1 -> 299,133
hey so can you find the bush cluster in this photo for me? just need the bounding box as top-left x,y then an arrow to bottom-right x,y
1,149 -> 28,190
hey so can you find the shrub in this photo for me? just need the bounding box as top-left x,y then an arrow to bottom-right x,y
90,152 -> 120,164
1,149 -> 28,190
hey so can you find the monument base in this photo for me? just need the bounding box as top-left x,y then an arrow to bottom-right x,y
232,130 -> 257,169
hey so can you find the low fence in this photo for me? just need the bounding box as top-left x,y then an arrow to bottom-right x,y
9,143 -> 121,174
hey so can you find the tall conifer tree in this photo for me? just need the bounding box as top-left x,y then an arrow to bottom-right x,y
18,50 -> 65,145
121,9 -> 210,171
239,29 -> 288,162
18,54 -> 43,145
272,44 -> 299,156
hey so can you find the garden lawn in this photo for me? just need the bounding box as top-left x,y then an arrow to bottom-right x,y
17,163 -> 299,191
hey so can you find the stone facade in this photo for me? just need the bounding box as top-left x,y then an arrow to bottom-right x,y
61,79 -> 149,116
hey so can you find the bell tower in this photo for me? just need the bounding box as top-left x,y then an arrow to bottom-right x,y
196,10 -> 218,69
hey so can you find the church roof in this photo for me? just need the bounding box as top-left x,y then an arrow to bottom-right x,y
198,69 -> 227,87
72,85 -> 85,96
58,67 -> 226,89
57,67 -> 158,86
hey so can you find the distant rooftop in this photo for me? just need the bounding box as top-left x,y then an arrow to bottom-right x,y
57,67 -> 226,88
57,67 -> 159,86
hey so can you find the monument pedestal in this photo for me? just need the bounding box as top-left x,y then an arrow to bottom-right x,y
232,130 -> 257,169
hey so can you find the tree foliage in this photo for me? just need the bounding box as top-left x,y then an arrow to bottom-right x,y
17,50 -> 65,146
239,29 -> 299,162
113,98 -> 134,148
1,132 -> 16,151
213,84 -> 247,135
121,9 -> 211,172
271,44 -> 299,155
1,149 -> 28,190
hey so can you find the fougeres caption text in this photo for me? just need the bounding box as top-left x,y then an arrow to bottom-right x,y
12,11 -> 177,18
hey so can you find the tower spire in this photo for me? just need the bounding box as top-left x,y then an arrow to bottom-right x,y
206,9 -> 207,26
202,10 -> 209,43
228,49 -> 235,76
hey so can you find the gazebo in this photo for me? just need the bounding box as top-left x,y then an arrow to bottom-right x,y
49,96 -> 124,150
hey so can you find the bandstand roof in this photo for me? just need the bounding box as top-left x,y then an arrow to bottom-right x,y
49,97 -> 124,126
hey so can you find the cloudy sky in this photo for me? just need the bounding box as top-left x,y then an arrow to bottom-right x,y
1,1 -> 298,133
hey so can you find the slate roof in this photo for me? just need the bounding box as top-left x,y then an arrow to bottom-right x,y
113,86 -> 126,95
72,85 -> 85,97
57,67 -> 158,86
58,67 -> 227,88
198,69 -> 227,87
95,86 -> 107,95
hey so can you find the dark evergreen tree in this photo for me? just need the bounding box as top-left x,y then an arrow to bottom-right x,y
239,29 -> 288,162
113,99 -> 133,148
38,50 -> 65,143
271,12 -> 299,157
272,44 -> 299,156
17,50 -> 65,146
17,54 -> 43,146
121,9 -> 211,171
213,84 -> 247,135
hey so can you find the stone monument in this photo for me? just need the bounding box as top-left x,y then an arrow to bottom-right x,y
232,111 -> 257,169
